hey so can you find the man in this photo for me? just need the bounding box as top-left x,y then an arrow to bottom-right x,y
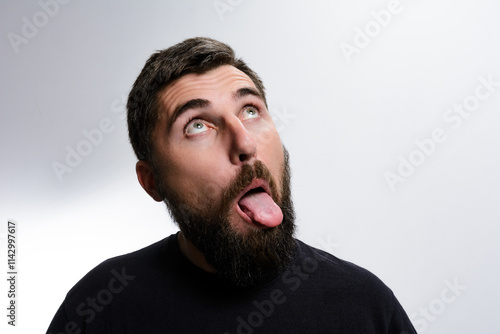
47,37 -> 416,333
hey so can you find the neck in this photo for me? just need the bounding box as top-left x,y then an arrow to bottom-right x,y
177,231 -> 216,273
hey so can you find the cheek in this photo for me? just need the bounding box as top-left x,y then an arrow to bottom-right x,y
255,120 -> 282,148
256,129 -> 284,188
164,153 -> 230,206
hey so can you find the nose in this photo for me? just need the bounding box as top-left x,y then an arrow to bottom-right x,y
227,117 -> 257,165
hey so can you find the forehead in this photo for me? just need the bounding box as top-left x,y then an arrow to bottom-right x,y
158,65 -> 257,116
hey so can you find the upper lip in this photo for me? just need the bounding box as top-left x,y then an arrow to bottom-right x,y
234,178 -> 272,204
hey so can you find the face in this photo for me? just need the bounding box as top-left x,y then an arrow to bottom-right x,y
140,65 -> 296,286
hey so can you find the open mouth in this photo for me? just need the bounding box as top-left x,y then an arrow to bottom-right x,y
235,179 -> 283,229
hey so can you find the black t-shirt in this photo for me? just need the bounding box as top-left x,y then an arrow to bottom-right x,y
47,234 -> 416,333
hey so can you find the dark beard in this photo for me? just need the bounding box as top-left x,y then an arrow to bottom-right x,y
155,147 -> 296,287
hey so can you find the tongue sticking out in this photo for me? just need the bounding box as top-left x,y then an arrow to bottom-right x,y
238,190 -> 283,228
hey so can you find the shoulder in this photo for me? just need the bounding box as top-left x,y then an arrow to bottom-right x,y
294,239 -> 383,278
287,240 -> 416,333
65,235 -> 174,300
292,239 -> 395,300
47,235 -> 178,333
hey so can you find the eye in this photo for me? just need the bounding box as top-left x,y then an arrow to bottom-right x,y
185,120 -> 209,135
242,106 -> 260,120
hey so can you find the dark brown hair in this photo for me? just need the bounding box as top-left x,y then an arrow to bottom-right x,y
127,37 -> 267,162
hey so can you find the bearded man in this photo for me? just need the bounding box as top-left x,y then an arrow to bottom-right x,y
47,37 -> 416,334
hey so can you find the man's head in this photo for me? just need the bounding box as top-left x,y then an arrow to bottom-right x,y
127,37 -> 267,163
127,37 -> 296,287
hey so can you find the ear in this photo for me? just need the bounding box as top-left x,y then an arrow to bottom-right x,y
136,160 -> 164,202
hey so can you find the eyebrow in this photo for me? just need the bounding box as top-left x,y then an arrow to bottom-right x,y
167,98 -> 210,131
167,87 -> 264,130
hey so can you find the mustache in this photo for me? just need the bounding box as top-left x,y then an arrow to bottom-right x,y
218,160 -> 280,215
156,158 -> 283,225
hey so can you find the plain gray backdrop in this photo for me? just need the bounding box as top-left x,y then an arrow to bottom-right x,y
1,0 -> 499,333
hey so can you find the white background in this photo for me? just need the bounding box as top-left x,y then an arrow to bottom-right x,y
1,0 -> 499,333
